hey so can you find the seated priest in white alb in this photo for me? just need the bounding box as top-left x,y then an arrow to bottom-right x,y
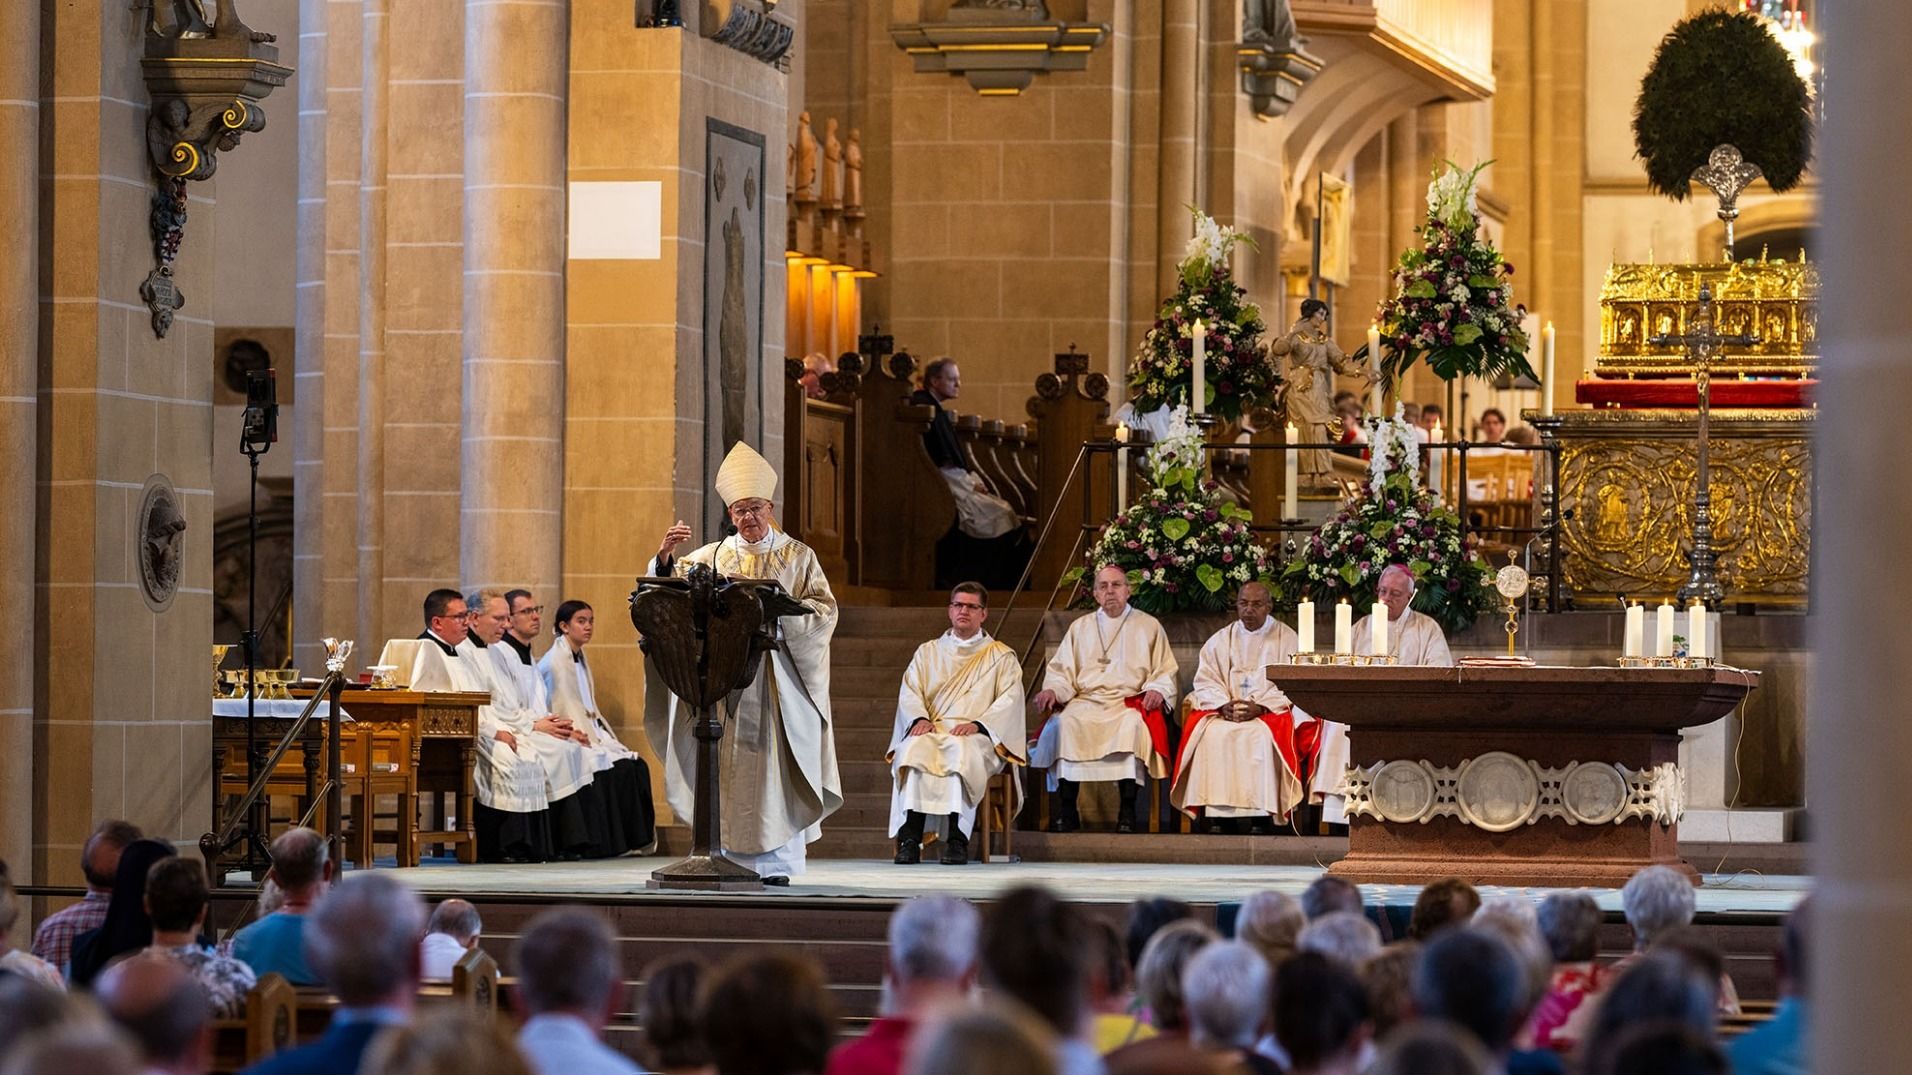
888,581 -> 1027,866
391,589 -> 554,862
1310,564 -> 1455,824
643,442 -> 843,885
1028,564 -> 1179,833
461,589 -> 607,860
538,597 -> 657,855
1171,581 -> 1318,834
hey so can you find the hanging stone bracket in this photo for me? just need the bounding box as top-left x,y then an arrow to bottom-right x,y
1238,41 -> 1323,118
890,16 -> 1112,96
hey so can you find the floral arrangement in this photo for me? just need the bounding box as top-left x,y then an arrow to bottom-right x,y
1068,407 -> 1274,615
1375,162 -> 1535,386
1276,408 -> 1495,633
1126,210 -> 1273,424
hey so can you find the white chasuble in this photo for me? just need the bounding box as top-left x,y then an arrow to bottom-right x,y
402,636 -> 548,814
462,639 -> 594,801
642,529 -> 843,874
885,630 -> 1027,837
1311,609 -> 1454,819
1172,620 -> 1314,820
1028,606 -> 1179,786
540,635 -> 640,773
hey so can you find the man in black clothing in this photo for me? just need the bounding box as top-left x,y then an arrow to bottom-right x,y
911,358 -> 1031,590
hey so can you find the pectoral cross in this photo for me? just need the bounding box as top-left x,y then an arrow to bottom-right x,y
1647,284 -> 1757,609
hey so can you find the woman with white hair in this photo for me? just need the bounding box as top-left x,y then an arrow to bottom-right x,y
1106,920 -> 1217,1075
1181,942 -> 1281,1075
1296,911 -> 1383,969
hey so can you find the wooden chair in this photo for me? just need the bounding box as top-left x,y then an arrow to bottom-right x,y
975,768 -> 1020,863
209,973 -> 296,1075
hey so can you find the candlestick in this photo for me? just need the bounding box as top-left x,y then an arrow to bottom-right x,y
1687,600 -> 1707,661
1541,321 -> 1557,417
1192,319 -> 1207,415
1334,600 -> 1352,655
1370,602 -> 1388,656
1623,604 -> 1644,659
1655,601 -> 1675,658
1367,324 -> 1383,413
1114,422 -> 1129,512
1297,599 -> 1315,654
1283,422 -> 1299,520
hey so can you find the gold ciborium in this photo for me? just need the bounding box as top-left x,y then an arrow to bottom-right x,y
212,644 -> 233,698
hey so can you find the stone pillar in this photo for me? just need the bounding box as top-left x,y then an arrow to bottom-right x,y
461,0 -> 567,596
1813,6 -> 1912,1068
0,0 -> 37,871
1155,0 -> 1200,299
358,0 -> 390,651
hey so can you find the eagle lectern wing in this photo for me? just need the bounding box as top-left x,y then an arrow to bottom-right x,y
629,564 -> 765,710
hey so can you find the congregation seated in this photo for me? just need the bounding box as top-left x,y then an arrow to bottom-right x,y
0,864 -> 62,989
1298,877 -> 1364,922
1727,896 -> 1809,1075
907,1004 -> 1060,1075
701,953 -> 839,1075
1106,919 -> 1218,1075
979,886 -> 1102,1075
1181,941 -> 1282,1075
1620,865 -> 1742,1015
1232,891 -> 1304,971
231,828 -> 332,987
31,818 -> 142,976
70,838 -> 183,988
1529,891 -> 1605,1051
636,955 -> 713,1075
1272,953 -> 1372,1075
418,899 -> 483,983
1576,949 -> 1721,1073
1406,876 -> 1480,941
96,950 -> 215,1075
827,896 -> 978,1075
514,907 -> 639,1075
1413,927 -> 1563,1075
1084,918 -> 1155,1054
141,856 -> 257,1016
1030,566 -> 1180,834
1297,911 -> 1381,968
1354,944 -> 1419,1041
1124,896 -> 1195,970
360,1007 -> 532,1075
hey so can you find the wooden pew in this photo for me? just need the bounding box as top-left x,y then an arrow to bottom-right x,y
209,972 -> 296,1074
288,946 -> 501,1043
846,352 -> 956,592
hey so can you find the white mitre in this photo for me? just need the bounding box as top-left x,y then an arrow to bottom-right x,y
714,442 -> 778,504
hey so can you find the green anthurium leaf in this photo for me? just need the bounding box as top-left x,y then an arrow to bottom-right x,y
1467,274 -> 1498,289
1340,562 -> 1362,586
1162,517 -> 1191,541
1452,323 -> 1482,346
1196,563 -> 1224,592
1405,279 -> 1437,299
1126,569 -> 1147,587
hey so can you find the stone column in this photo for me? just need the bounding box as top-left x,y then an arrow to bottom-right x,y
358,0 -> 390,651
0,0 -> 37,870
461,0 -> 567,596
1813,6 -> 1912,1068
292,0 -> 333,674
1155,0 -> 1200,299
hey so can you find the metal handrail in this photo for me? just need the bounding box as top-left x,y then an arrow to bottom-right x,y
199,671 -> 347,883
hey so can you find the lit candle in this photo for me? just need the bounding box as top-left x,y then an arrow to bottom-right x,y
1191,319 -> 1207,415
1334,600 -> 1352,655
1655,601 -> 1676,658
1428,423 -> 1445,497
1623,604 -> 1644,659
1114,422 -> 1130,512
1367,324 -> 1383,413
1297,599 -> 1315,654
1283,422 -> 1299,520
1370,601 -> 1388,656
1541,321 -> 1557,417
1688,600 -> 1707,661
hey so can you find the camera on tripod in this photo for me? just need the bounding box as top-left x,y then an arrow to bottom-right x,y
242,368 -> 278,453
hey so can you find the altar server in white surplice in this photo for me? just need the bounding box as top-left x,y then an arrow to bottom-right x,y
1310,564 -> 1454,823
386,589 -> 554,862
888,582 -> 1027,866
538,597 -> 657,854
1171,581 -> 1317,832
1028,564 -> 1179,834
643,443 -> 843,884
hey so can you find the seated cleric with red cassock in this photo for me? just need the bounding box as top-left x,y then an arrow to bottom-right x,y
1170,581 -> 1320,833
1027,565 -> 1179,833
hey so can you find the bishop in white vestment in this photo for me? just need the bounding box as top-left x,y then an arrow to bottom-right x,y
1028,565 -> 1179,833
1171,581 -> 1317,830
538,598 -> 657,854
1310,565 -> 1455,823
642,443 -> 843,883
887,583 -> 1026,866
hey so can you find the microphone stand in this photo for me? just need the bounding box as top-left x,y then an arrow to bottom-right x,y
239,433 -> 271,880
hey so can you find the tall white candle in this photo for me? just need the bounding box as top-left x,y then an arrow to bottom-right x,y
1541,321 -> 1557,417
1371,602 -> 1388,656
1428,423 -> 1445,497
1623,604 -> 1644,659
1114,422 -> 1130,512
1688,601 -> 1707,660
1297,599 -> 1315,654
1283,422 -> 1299,519
1191,319 -> 1207,415
1367,324 -> 1383,413
1334,600 -> 1353,655
1655,602 -> 1676,658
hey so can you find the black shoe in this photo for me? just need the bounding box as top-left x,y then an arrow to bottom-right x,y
1247,817 -> 1276,836
1116,813 -> 1136,834
762,874 -> 791,886
1047,814 -> 1078,833
894,838 -> 921,865
1116,779 -> 1140,833
940,833 -> 970,865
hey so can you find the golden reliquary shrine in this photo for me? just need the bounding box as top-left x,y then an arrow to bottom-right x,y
1536,255 -> 1817,608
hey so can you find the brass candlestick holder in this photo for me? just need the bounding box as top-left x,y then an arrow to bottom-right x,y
1618,655 -> 1717,669
1290,653 -> 1399,667
212,644 -> 233,698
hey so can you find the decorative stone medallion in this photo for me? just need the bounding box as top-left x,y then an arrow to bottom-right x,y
1455,751 -> 1541,832
1370,760 -> 1438,823
1339,756 -> 1687,829
1560,761 -> 1631,825
137,474 -> 188,612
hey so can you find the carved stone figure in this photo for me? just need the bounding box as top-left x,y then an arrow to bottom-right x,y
149,0 -> 276,43
952,0 -> 1049,14
821,118 -> 842,208
794,112 -> 818,201
139,478 -> 188,611
720,207 -> 749,450
844,128 -> 864,211
1242,0 -> 1298,47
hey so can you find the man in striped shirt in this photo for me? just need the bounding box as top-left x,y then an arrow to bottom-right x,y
31,818 -> 143,976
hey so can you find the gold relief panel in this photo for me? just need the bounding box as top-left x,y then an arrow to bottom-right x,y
1597,260 -> 1819,376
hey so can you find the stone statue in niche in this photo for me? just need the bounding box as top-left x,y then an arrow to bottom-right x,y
148,0 -> 277,43
821,118 -> 842,208
139,478 -> 188,611
951,0 -> 1050,17
794,111 -> 818,202
844,129 -> 864,211
1242,0 -> 1298,48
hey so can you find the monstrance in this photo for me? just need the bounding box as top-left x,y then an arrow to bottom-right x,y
1494,553 -> 1534,664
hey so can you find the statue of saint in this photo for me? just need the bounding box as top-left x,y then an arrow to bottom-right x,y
844,128 -> 864,211
1242,0 -> 1298,48
794,111 -> 818,201
1272,297 -> 1373,488
821,118 -> 842,208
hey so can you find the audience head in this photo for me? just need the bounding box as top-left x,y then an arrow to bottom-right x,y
1622,865 -> 1696,950
1412,927 -> 1526,1057
888,896 -> 980,994
266,826 -> 332,899
1479,408 -> 1507,441
1297,911 -> 1381,968
1234,890 -> 1304,967
425,899 -> 483,948
1471,897 -> 1553,1015
505,589 -> 542,641
923,357 -> 961,402
1084,917 -> 1131,1008
638,955 -> 711,1073
306,873 -> 426,1007
798,353 -> 831,399
95,951 -> 211,1075
1537,890 -> 1603,964
142,855 -> 211,936
1356,942 -> 1420,1038
701,953 -> 838,1075
1649,927 -> 1728,1010
554,600 -> 595,646
360,1006 -> 534,1075
516,907 -> 622,1021
1583,950 -> 1717,1051
0,1020 -> 140,1075
1408,878 -> 1480,940
464,589 -> 511,646
423,588 -> 470,644
1299,876 -> 1363,921
1125,896 -> 1195,970
81,820 -> 145,890
1134,919 -> 1218,1034
905,1002 -> 1058,1075
1182,940 -> 1269,1050
1584,1020 -> 1727,1075
981,886 -> 1091,1038
1365,1020 -> 1493,1075
1273,952 -> 1370,1072
0,976 -> 76,1062
72,838 -> 178,984
1420,403 -> 1444,430
947,583 -> 989,639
